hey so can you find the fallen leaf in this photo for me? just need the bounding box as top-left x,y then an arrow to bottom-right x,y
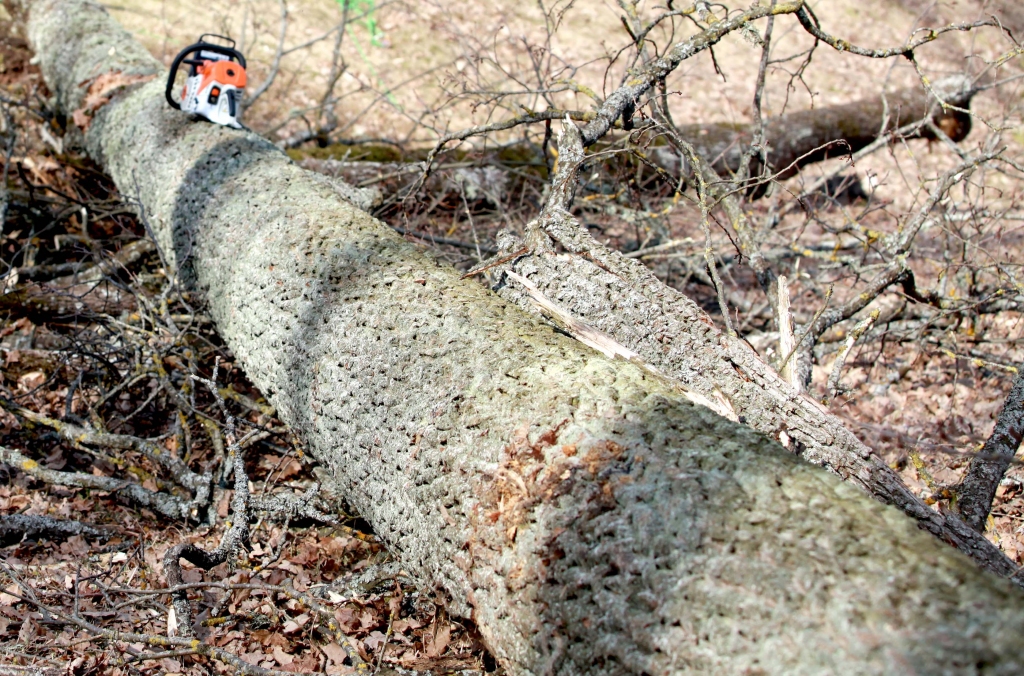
70,108 -> 92,131
320,642 -> 349,665
284,652 -> 319,673
16,371 -> 45,392
43,447 -> 65,470
392,618 -> 422,633
424,620 -> 450,657
259,454 -> 283,470
17,614 -> 38,644
334,607 -> 360,632
21,156 -> 60,185
364,630 -> 388,652
0,407 -> 19,433
278,457 -> 303,481
59,535 -> 89,557
262,631 -> 290,649
158,657 -> 182,673
272,646 -> 294,666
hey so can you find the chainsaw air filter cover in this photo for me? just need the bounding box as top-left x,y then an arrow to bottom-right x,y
166,34 -> 247,129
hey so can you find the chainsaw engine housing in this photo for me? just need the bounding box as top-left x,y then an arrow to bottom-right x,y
166,35 -> 247,129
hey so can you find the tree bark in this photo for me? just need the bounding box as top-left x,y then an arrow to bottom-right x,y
23,1 -> 1024,674
488,123 -> 1019,581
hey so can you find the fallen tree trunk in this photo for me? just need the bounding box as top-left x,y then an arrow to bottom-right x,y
0,243 -> 152,318
24,1 -> 1024,673
0,279 -> 133,317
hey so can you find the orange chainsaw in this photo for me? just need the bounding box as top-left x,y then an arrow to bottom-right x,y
165,35 -> 247,129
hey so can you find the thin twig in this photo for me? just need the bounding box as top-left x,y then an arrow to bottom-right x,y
244,0 -> 289,107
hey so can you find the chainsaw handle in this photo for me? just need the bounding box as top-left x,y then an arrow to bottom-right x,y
165,42 -> 247,110
193,43 -> 247,70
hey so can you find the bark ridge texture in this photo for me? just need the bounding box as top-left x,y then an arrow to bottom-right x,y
25,1 -> 1024,674
489,138 -> 1018,580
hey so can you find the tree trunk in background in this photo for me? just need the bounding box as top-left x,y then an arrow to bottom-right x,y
295,81 -> 974,202
23,1 -> 1024,674
650,80 -> 974,180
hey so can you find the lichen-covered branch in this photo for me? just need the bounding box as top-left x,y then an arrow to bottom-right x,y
0,444 -> 195,519
955,368 -> 1024,532
795,5 -> 996,59
0,559 -> 297,676
163,445 -> 250,639
5,403 -> 212,513
803,151 -> 1001,348
580,1 -> 805,146
0,513 -> 110,546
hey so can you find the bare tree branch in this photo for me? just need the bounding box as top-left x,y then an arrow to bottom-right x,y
243,0 -> 288,107
954,368 -> 1024,532
795,5 -> 996,59
581,1 -> 805,145
0,514 -> 110,546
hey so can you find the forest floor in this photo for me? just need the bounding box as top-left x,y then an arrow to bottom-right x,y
2,0 -> 1024,674
0,9 -> 493,674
